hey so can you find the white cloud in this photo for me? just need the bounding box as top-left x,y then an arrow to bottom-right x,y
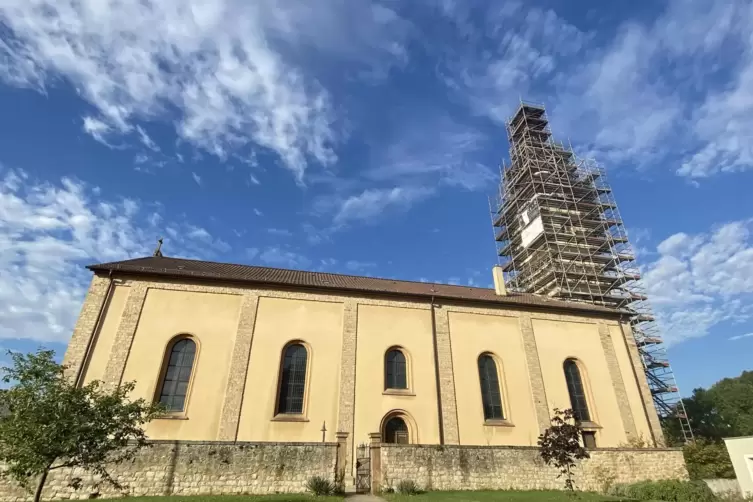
0,0 -> 345,180
441,0 -> 753,177
191,172 -> 202,186
332,186 -> 434,226
136,126 -> 159,152
302,222 -> 327,245
0,168 -> 229,343
82,116 -> 115,146
642,219 -> 753,345
371,116 -> 497,191
566,1 -> 753,173
345,260 -> 376,273
261,0 -> 412,81
729,332 -> 753,341
267,228 -> 293,237
678,45 -> 753,177
257,246 -> 311,269
439,1 -> 587,122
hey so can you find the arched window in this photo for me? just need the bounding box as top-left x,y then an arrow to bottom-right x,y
383,416 -> 409,444
384,348 -> 407,390
478,354 -> 504,420
564,359 -> 591,422
157,337 -> 197,412
276,343 -> 308,415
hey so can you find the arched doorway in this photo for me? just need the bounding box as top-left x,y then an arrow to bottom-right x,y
382,416 -> 409,444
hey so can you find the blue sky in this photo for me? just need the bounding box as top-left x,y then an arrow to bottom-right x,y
0,0 -> 752,394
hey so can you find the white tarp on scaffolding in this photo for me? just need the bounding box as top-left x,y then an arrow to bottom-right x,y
521,215 -> 544,248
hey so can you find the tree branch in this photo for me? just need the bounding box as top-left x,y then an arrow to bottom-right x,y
49,461 -> 77,471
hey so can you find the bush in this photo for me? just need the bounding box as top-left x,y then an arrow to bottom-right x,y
396,479 -> 421,495
608,479 -> 716,502
684,439 -> 736,479
306,476 -> 334,496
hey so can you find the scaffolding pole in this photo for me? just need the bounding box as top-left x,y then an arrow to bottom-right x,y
491,101 -> 693,443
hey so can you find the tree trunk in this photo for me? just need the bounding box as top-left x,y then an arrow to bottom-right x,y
34,468 -> 49,502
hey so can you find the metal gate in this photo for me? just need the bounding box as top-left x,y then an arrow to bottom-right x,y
355,445 -> 370,493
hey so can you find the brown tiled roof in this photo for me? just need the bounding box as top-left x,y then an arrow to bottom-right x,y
87,256 -> 625,317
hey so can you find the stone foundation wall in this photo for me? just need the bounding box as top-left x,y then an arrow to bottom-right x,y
0,441 -> 338,502
379,444 -> 687,492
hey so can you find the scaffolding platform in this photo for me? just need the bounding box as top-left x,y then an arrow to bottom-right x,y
490,102 -> 693,443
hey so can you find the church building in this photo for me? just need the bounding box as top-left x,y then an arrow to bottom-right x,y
63,254 -> 666,477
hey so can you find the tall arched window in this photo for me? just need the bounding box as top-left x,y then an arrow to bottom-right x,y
276,343 -> 308,415
478,354 -> 504,420
157,337 -> 197,412
383,416 -> 409,444
384,348 -> 407,390
564,359 -> 591,422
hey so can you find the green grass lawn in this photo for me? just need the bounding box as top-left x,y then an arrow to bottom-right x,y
87,492 -> 630,502
92,496 -> 342,502
383,490 -> 628,502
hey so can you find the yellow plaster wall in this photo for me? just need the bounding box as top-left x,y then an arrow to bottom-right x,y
532,318 -> 627,446
82,285 -> 130,385
448,312 -> 539,446
236,297 -> 343,442
121,288 -> 242,440
609,324 -> 653,441
353,305 -> 440,448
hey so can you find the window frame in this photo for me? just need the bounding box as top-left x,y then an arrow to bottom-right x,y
382,346 -> 414,396
563,358 -> 593,423
273,340 -> 312,421
380,409 -> 417,444
383,416 -> 410,444
477,352 -> 511,426
153,334 -> 200,418
582,431 -> 597,449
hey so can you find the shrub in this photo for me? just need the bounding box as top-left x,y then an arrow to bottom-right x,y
608,479 -> 716,502
381,476 -> 395,494
306,476 -> 334,496
684,439 -> 736,480
396,479 -> 421,495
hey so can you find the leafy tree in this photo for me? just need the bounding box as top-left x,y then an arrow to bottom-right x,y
538,408 -> 590,491
660,371 -> 752,482
0,388 -> 8,418
664,370 -> 753,445
683,439 -> 735,480
0,349 -> 162,502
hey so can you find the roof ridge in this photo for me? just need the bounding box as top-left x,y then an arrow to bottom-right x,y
86,255 -> 626,316
89,255 -> 504,294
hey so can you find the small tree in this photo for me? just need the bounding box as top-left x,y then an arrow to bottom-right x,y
538,408 -> 590,491
0,349 -> 162,502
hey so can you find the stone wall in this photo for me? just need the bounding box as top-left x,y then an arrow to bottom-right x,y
0,441 -> 338,502
378,444 -> 687,492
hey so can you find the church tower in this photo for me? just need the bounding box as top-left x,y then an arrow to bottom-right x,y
491,101 -> 693,442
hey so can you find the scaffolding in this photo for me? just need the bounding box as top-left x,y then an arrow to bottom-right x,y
491,101 -> 693,443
